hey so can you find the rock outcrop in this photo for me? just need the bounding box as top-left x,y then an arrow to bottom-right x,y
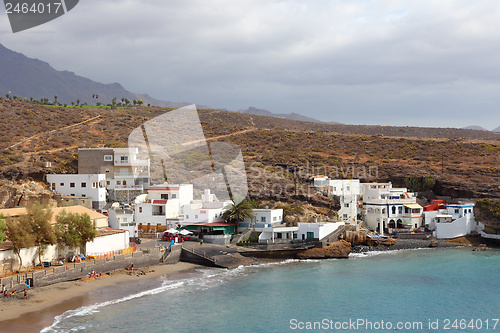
297,240 -> 351,259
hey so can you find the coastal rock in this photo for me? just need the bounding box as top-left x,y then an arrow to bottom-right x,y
429,241 -> 438,248
473,244 -> 487,251
297,240 -> 351,259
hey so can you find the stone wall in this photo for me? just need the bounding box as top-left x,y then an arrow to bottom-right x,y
108,189 -> 144,203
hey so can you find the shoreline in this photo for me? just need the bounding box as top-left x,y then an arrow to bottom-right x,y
1,239 -> 497,331
0,261 -> 200,332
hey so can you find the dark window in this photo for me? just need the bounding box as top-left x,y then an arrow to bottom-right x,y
161,194 -> 168,199
81,182 -> 86,188
70,183 -> 75,188
60,183 -> 64,186
392,206 -> 396,215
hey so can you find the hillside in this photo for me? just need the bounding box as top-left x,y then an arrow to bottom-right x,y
0,98 -> 499,208
0,43 -> 196,108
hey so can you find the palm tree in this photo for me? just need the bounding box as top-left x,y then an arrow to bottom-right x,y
222,199 -> 254,228
54,95 -> 58,103
76,99 -> 80,106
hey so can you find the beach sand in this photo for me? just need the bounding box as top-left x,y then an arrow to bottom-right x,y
0,262 -> 199,332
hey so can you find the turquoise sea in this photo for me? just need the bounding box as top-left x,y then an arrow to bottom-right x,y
41,248 -> 499,333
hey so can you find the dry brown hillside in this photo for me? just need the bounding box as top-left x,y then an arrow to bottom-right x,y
1,97 -> 499,208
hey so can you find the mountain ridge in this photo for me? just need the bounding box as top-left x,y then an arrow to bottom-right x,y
0,43 -> 197,108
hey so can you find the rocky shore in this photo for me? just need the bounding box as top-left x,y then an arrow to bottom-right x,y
351,238 -> 462,253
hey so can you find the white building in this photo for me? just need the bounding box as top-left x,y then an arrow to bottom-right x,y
135,184 -> 194,229
362,183 -> 423,235
78,147 -> 151,203
313,177 -> 361,196
181,189 -> 231,224
258,221 -> 344,243
108,206 -> 137,238
46,174 -> 107,209
313,177 -> 361,224
426,203 -> 482,239
238,208 -> 284,232
295,221 -> 344,241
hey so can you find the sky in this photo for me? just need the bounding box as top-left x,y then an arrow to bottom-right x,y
2,0 -> 500,129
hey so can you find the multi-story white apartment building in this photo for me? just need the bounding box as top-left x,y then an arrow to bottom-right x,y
313,177 -> 360,224
46,174 -> 107,209
362,182 -> 423,235
78,147 -> 150,202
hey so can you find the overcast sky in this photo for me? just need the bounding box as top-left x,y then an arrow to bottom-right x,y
2,0 -> 500,129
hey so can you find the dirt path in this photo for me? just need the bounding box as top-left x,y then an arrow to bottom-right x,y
8,115 -> 102,149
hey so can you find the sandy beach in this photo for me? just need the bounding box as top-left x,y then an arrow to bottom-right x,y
0,262 -> 199,332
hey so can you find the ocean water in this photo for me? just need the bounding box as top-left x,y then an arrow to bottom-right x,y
42,248 -> 500,333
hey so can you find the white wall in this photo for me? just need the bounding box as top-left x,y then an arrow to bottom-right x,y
435,215 -> 474,239
109,209 -> 137,236
1,244 -> 63,270
86,231 -> 130,256
47,174 -> 106,208
297,222 -> 344,240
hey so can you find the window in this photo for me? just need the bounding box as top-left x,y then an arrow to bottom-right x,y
382,208 -> 386,214
261,216 -> 266,222
123,218 -> 128,223
106,181 -> 110,186
277,233 -> 283,239
116,181 -> 121,185
51,183 -> 56,191
392,206 -> 396,215
306,232 -> 314,239
104,155 -> 112,161
161,194 -> 169,199
343,214 -> 348,219
70,194 -> 75,196
186,215 -> 189,219
344,203 -> 349,207
405,207 -> 409,214
60,183 -> 64,186
121,156 -> 129,163
139,207 -> 142,213
455,209 -> 459,214
92,182 -> 97,188
172,194 -> 177,199
398,207 -> 403,214
81,182 -> 86,188
70,183 -> 75,188
273,216 -> 277,221
195,215 -> 198,219
105,168 -> 110,173
81,194 -> 86,197
123,180 -> 127,185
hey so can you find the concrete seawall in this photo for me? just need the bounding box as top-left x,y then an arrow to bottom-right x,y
1,250 -> 162,291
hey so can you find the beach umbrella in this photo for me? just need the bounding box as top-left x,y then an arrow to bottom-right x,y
166,228 -> 179,234
179,229 -> 193,235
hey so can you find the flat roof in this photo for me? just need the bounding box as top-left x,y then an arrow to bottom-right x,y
0,205 -> 107,224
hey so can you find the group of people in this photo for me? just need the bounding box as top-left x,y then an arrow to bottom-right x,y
2,288 -> 27,299
88,270 -> 102,278
125,264 -> 134,271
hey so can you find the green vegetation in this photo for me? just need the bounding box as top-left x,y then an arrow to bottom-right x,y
0,214 -> 5,245
222,198 -> 255,224
5,215 -> 35,269
404,175 -> 436,192
22,202 -> 57,266
475,199 -> 500,221
55,210 -> 96,255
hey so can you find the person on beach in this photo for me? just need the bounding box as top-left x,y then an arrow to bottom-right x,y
23,289 -> 27,299
3,290 -> 8,298
10,290 -> 17,298
200,238 -> 203,245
